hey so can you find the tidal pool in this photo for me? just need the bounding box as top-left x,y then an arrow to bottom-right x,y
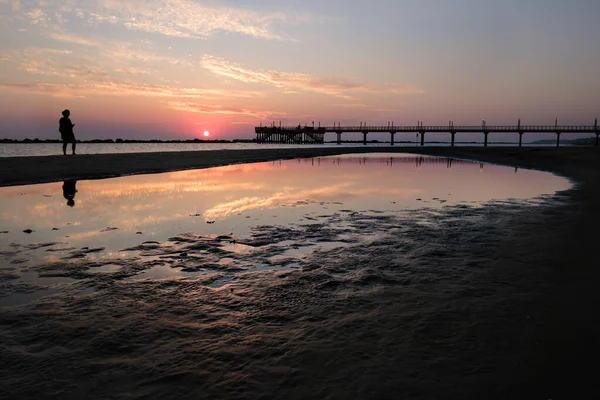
0,153 -> 571,306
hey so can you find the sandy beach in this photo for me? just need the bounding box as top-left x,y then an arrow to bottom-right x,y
1,146 -> 599,399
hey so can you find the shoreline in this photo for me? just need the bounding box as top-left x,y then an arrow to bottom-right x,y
0,146 -> 595,187
2,146 -> 599,397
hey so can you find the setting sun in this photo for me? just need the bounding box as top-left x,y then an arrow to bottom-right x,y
203,131 -> 210,137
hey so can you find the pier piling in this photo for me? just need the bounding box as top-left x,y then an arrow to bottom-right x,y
518,132 -> 524,147
595,118 -> 598,147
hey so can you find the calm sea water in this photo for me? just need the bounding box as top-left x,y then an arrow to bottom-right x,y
0,141 -> 563,157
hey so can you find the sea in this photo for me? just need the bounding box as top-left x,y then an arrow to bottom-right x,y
0,141 -> 566,157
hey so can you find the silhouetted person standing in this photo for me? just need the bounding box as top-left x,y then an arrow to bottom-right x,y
59,109 -> 76,155
62,179 -> 77,207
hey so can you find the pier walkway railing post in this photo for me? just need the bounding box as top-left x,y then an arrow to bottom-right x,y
390,132 -> 395,146
420,131 -> 425,146
451,132 -> 456,147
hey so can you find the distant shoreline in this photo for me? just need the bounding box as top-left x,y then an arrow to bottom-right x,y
1,138 -> 595,145
0,138 -> 254,144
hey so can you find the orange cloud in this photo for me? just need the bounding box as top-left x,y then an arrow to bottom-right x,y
201,56 -> 426,98
49,31 -> 102,47
167,101 -> 285,119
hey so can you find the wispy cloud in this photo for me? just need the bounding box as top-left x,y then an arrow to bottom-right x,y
167,101 -> 285,120
25,8 -> 48,26
330,103 -> 370,108
0,80 -> 265,102
49,31 -> 102,47
201,56 -> 426,98
99,43 -> 195,67
15,0 -> 314,41
0,81 -> 86,98
1,45 -> 268,103
108,0 -> 312,40
178,87 -> 266,99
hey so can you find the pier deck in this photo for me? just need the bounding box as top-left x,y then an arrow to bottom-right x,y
256,120 -> 600,147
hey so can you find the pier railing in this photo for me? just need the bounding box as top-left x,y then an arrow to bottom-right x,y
323,125 -> 597,133
256,120 -> 600,147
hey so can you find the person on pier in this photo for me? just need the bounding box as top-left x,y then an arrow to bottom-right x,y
59,109 -> 76,155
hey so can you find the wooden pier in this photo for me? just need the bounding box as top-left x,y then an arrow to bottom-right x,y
255,119 -> 600,147
255,124 -> 326,144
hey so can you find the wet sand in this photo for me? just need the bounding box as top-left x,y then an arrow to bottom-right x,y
1,146 -> 600,399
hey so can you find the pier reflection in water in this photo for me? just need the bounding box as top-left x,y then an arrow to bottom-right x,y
0,153 -> 570,305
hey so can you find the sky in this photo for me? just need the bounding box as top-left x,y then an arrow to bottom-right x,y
1,0 -> 599,141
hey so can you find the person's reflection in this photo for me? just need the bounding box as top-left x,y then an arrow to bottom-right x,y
62,179 -> 77,207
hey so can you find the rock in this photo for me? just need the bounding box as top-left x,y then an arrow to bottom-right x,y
136,232 -> 143,235
52,228 -> 60,231
23,229 -> 34,234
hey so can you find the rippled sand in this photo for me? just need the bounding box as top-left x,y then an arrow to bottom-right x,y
0,194 -> 571,399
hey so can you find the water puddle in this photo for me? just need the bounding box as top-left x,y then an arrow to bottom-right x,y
89,263 -> 121,273
0,153 -> 571,306
0,288 -> 60,307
